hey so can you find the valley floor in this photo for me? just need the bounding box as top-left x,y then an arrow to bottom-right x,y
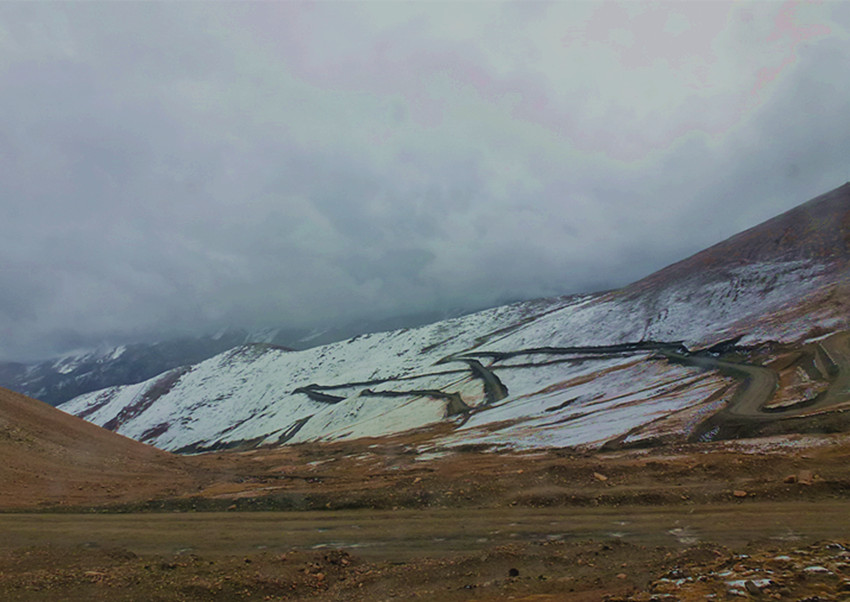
3,429 -> 850,599
0,505 -> 849,601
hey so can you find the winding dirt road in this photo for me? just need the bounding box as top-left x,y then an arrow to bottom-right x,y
664,332 -> 850,422
660,351 -> 779,419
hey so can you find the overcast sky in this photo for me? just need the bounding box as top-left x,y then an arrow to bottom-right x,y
1,1 -> 849,360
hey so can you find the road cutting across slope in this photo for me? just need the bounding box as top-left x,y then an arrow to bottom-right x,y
659,350 -> 779,420
454,358 -> 509,405
666,331 -> 850,423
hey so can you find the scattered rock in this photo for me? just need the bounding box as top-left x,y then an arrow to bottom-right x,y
593,472 -> 609,482
83,570 -> 107,582
733,490 -> 748,498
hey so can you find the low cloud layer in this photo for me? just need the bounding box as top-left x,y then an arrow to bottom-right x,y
1,1 -> 848,360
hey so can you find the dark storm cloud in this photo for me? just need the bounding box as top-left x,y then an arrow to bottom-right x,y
0,2 -> 848,360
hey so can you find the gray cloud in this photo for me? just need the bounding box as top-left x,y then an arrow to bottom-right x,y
0,1 -> 848,360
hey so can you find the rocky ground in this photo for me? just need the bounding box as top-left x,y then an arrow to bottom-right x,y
624,540 -> 850,601
0,535 -> 848,600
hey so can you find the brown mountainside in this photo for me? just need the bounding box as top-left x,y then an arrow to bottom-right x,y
0,387 -> 199,509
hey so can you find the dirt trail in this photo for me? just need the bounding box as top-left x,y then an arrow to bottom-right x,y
3,502 -> 849,560
359,387 -> 471,416
661,350 -> 779,419
440,342 -> 684,410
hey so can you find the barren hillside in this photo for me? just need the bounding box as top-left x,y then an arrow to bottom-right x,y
0,387 -> 198,508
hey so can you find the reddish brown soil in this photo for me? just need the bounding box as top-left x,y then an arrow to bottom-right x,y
0,387 -> 199,509
184,431 -> 850,512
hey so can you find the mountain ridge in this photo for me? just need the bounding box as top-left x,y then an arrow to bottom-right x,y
628,181 -> 850,293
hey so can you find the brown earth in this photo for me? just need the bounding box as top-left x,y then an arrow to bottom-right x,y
3,385 -> 850,599
0,387 -> 201,508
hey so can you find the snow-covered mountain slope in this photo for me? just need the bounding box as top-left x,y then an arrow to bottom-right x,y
0,310 -> 479,408
59,298 -> 573,451
60,183 -> 850,452
485,258 -> 838,352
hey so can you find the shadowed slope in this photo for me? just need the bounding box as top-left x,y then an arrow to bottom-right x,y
0,386 -> 197,509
